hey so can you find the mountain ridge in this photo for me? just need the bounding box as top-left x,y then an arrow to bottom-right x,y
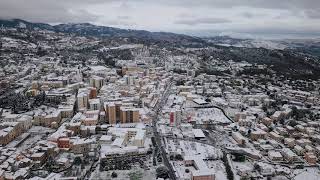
1,18 -> 320,79
0,18 -> 205,45
2,18 -> 320,52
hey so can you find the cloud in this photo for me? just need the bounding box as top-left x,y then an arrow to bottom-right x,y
241,12 -> 266,19
117,16 -> 130,20
99,19 -> 136,26
175,17 -> 231,25
304,9 -> 320,19
0,0 -> 105,23
154,0 -> 320,10
0,0 -> 319,38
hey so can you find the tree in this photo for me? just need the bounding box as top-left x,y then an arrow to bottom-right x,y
111,172 -> 117,178
95,126 -> 101,132
74,156 -> 82,165
240,177 -> 250,180
288,120 -> 298,127
253,163 -> 261,172
175,154 -> 183,161
156,166 -> 169,179
262,105 -> 268,112
306,104 -> 312,108
176,80 -> 185,86
233,153 -> 246,162
222,152 -> 234,180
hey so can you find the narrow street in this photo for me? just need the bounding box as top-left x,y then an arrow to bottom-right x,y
152,81 -> 177,180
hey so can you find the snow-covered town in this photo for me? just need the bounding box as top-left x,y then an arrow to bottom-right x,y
1,15 -> 320,180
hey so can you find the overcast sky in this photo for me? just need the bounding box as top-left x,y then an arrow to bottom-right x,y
1,0 -> 320,39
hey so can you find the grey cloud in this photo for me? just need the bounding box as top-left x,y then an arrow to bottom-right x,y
0,0 -> 319,39
304,9 -> 320,19
100,19 -> 136,26
154,0 -> 320,10
117,16 -> 130,20
175,17 -> 231,25
182,27 -> 320,39
242,12 -> 255,18
241,12 -> 266,19
0,0 -> 112,23
176,13 -> 195,18
100,15 -> 134,26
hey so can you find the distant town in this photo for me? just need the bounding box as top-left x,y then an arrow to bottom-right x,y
0,21 -> 320,180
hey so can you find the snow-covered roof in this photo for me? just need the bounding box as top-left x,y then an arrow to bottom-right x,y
111,138 -> 125,147
193,98 -> 208,105
192,129 -> 206,138
100,135 -> 112,142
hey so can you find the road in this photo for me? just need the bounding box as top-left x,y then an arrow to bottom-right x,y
152,81 -> 177,180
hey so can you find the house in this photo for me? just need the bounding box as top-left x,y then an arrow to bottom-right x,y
89,98 -> 101,111
281,148 -> 298,162
269,131 -> 282,142
0,122 -> 23,145
275,127 -> 287,136
193,129 -> 206,140
270,111 -> 283,121
238,119 -> 252,127
262,117 -> 273,126
294,145 -> 305,156
58,137 -> 70,149
284,138 -> 295,148
234,112 -> 246,122
34,110 -> 62,128
286,126 -> 295,133
296,125 -> 305,132
304,152 -> 317,165
83,110 -> 99,126
184,155 -> 216,180
305,145 -> 314,153
232,132 -> 246,146
250,129 -> 267,141
268,151 -> 283,161
70,137 -> 94,154
296,139 -> 312,148
30,152 -> 46,165
99,135 -> 113,144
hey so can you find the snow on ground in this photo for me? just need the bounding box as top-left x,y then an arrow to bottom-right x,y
1,37 -> 37,48
6,133 -> 30,148
223,39 -> 288,50
272,176 -> 289,180
225,107 -> 240,118
16,134 -> 43,151
172,161 -> 196,179
90,165 -> 156,180
6,126 -> 55,151
232,161 -> 253,172
168,139 -> 226,179
172,159 -> 228,180
207,160 -> 228,180
193,107 -> 231,123
293,168 -> 320,180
